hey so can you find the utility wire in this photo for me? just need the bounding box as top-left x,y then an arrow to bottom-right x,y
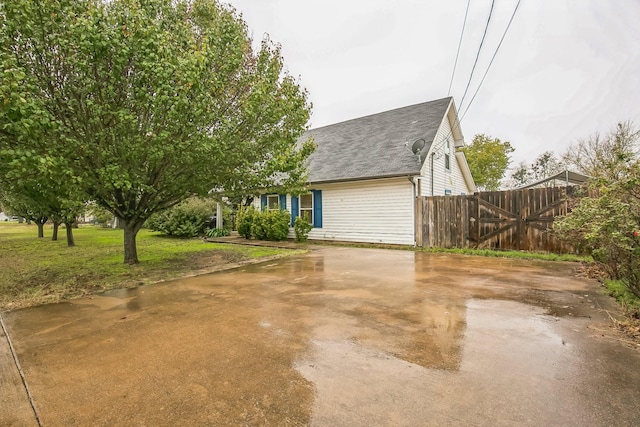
447,0 -> 471,96
461,0 -> 523,120
458,0 -> 496,111
431,0 -> 523,156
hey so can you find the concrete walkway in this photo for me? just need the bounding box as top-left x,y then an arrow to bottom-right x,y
2,247 -> 639,426
0,315 -> 37,426
204,234 -> 306,249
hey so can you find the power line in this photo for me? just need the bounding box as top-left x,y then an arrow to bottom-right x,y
447,0 -> 471,96
432,0 -> 523,156
461,0 -> 523,120
458,0 -> 496,111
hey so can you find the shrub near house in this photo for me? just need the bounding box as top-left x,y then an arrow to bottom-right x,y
236,206 -> 290,241
147,198 -> 218,237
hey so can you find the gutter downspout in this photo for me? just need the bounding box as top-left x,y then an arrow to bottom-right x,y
409,176 -> 423,247
430,152 -> 435,196
409,176 -> 417,246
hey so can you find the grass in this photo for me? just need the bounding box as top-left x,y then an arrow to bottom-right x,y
605,279 -> 640,318
312,239 -> 591,263
419,247 -> 592,262
0,222 -> 299,311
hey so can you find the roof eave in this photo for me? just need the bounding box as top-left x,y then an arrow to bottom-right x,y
308,172 -> 420,186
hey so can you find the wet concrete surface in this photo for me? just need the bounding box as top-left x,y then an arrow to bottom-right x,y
2,247 -> 640,426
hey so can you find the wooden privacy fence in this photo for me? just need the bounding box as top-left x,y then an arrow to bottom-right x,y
417,187 -> 579,253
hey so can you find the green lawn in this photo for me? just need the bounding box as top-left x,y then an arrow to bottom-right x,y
420,247 -> 592,263
0,223 -> 296,311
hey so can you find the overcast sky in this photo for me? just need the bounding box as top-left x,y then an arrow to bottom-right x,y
226,0 -> 640,166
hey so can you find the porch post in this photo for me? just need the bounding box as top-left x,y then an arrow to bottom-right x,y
216,202 -> 223,229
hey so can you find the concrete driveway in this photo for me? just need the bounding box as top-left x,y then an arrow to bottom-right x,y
2,247 -> 639,426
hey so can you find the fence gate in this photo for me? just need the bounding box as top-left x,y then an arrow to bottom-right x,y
419,187 -> 576,253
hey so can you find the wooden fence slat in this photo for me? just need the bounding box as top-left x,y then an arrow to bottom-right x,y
419,186 -> 578,253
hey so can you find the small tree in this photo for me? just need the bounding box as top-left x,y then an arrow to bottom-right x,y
461,134 -> 514,191
505,151 -> 564,188
0,190 -> 49,238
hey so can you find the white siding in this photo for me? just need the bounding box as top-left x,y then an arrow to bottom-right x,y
419,107 -> 473,196
309,178 -> 415,245
257,178 -> 415,245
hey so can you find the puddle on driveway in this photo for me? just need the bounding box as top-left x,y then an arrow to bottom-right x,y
295,299 -> 589,426
3,247 -> 639,426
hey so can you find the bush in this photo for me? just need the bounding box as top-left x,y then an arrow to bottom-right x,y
236,206 -> 256,239
555,162 -> 640,298
294,216 -> 313,242
250,213 -> 267,240
262,210 -> 290,241
235,206 -> 290,241
146,197 -> 217,237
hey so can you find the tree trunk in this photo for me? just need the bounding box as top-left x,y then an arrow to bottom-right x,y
36,218 -> 46,238
123,220 -> 143,264
64,222 -> 75,247
52,221 -> 60,241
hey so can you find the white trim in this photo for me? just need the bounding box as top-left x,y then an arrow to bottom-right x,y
299,193 -> 313,225
266,194 -> 279,211
455,151 -> 476,192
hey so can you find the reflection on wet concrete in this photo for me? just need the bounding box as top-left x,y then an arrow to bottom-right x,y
295,300 -> 589,426
3,247 -> 640,426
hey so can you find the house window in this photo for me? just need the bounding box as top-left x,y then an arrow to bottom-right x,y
267,194 -> 280,211
445,153 -> 450,170
291,190 -> 322,228
299,193 -> 313,224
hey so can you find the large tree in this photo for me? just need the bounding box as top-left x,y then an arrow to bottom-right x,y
461,134 -> 514,191
1,0 -> 313,263
562,121 -> 639,180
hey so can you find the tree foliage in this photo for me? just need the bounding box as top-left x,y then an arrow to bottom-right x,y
555,161 -> 640,299
0,167 -> 85,244
1,0 -> 313,263
506,151 -> 564,189
461,134 -> 514,191
562,121 -> 639,180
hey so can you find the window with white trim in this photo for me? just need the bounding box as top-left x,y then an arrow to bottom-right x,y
299,193 -> 313,224
445,138 -> 451,171
267,194 -> 280,211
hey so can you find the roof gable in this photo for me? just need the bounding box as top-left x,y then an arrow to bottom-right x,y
303,97 -> 453,184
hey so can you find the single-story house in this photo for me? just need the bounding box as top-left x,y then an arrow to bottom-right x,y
254,96 -> 476,245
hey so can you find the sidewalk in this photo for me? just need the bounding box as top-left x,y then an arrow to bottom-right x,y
204,233 -> 307,250
0,315 -> 38,426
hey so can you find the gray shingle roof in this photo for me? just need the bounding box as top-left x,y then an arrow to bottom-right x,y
303,97 -> 452,184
